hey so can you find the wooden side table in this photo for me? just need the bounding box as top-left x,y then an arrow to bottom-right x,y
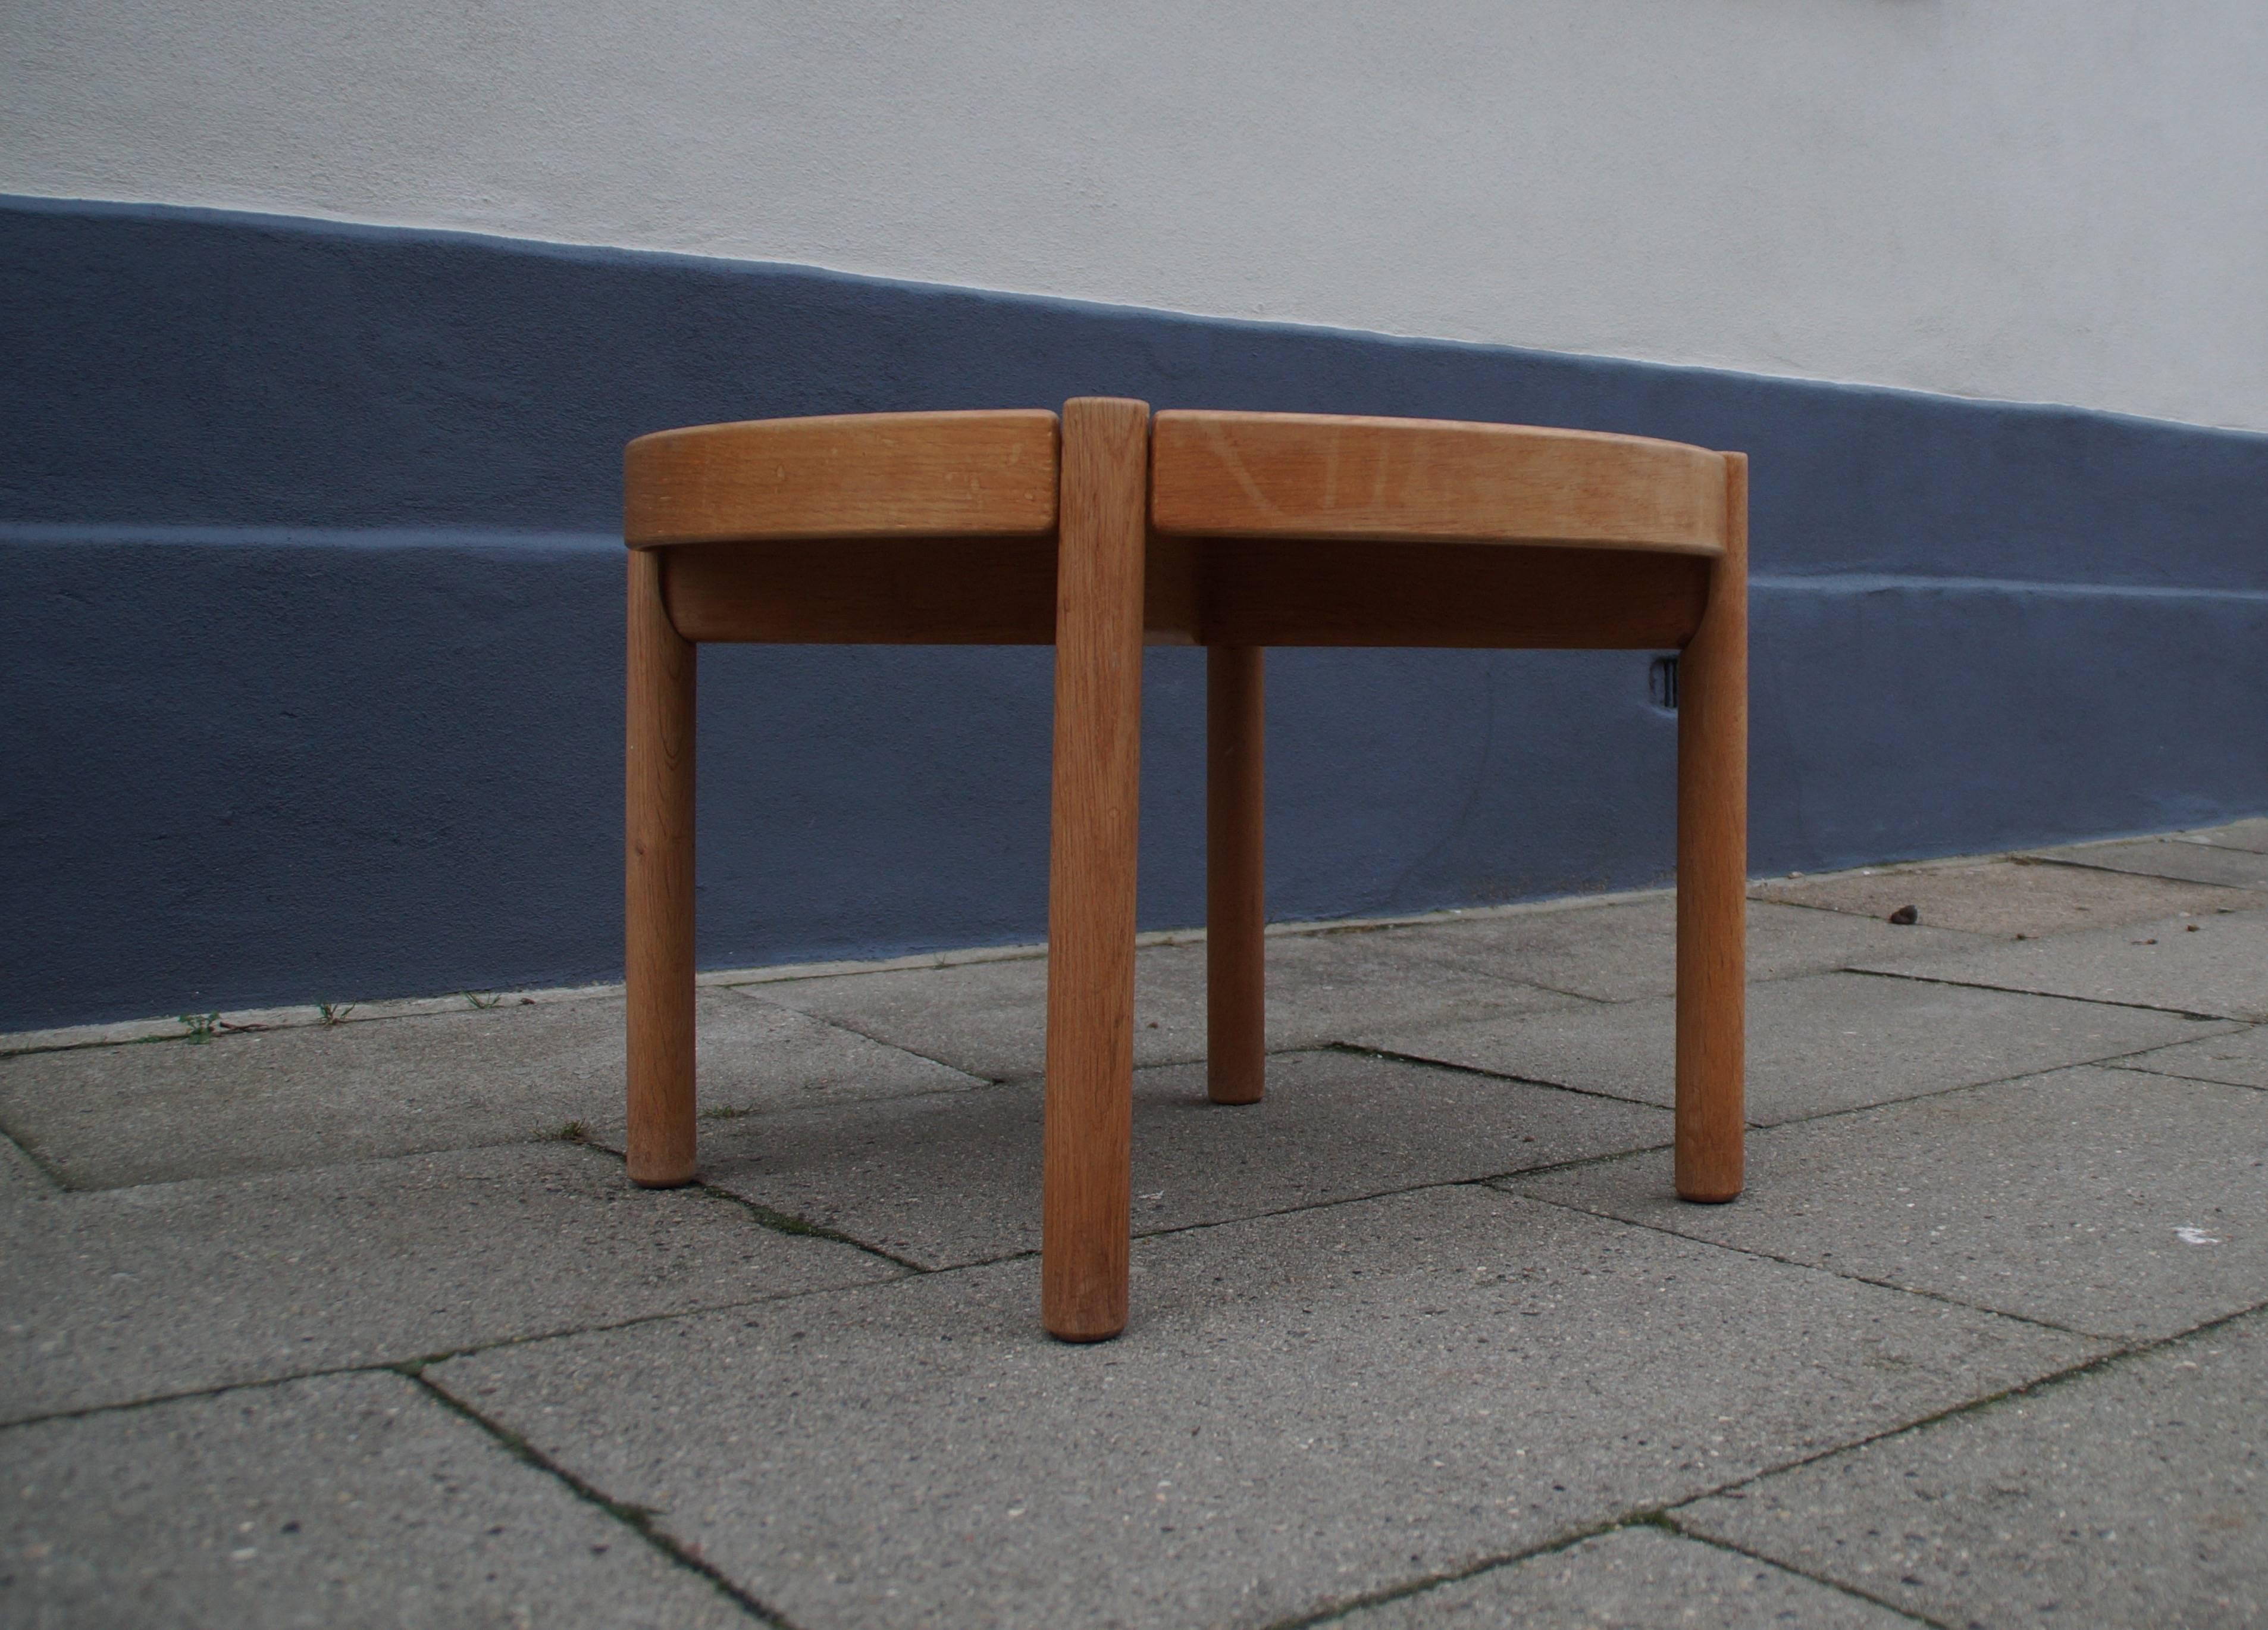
624,399 -> 1746,1341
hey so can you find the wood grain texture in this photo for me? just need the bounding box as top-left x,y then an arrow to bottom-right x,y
626,409 -> 1058,547
1151,411 -> 1728,554
1206,645 -> 1267,1106
1196,540 -> 1710,649
1675,452 -> 1748,1202
1042,398 -> 1151,1343
625,548 -> 698,1187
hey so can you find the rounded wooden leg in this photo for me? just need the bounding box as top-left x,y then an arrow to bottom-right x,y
1042,398 -> 1150,1343
626,547 -> 698,1188
1207,645 -> 1266,1106
1675,453 -> 1747,1202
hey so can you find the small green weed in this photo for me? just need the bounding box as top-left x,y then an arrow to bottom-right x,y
555,1119 -> 591,1143
180,1013 -> 220,1043
317,1002 -> 355,1027
462,991 -> 503,1010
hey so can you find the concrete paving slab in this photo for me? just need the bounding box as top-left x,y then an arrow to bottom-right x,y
754,940 -> 1586,1084
0,1370 -> 754,1629
1361,898 -> 1985,1003
1678,1307 -> 2268,1630
427,1187 -> 2095,1630
1263,929 -> 1590,1040
697,1049 -> 1671,1269
2117,1023 -> 2268,1091
1855,906 -> 2268,1021
1358,972 -> 2215,1124
752,947 -> 1211,1080
1337,1526 -> 1915,1629
2177,816 -> 2268,855
0,990 -> 975,1190
0,1140 -> 899,1423
1514,1066 -> 2268,1340
2027,837 -> 2268,891
1753,858 -> 2252,938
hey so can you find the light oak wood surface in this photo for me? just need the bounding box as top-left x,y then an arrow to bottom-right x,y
626,409 -> 1058,547
1041,398 -> 1151,1342
1152,411 -> 1728,554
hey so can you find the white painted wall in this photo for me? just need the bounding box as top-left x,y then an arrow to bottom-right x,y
8,1 -> 2267,430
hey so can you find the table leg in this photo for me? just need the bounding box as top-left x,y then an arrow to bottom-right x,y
1207,645 -> 1267,1105
1043,398 -> 1151,1341
625,547 -> 698,1187
1675,452 -> 1747,1202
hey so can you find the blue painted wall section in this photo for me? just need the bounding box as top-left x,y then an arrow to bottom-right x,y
5,197 -> 2266,1028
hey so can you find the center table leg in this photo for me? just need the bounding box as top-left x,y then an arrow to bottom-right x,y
1043,397 -> 1151,1341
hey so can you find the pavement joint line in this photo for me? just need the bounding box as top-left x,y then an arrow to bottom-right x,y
1324,1029 -> 2144,1141
712,987 -> 1017,1085
1105,1152 -> 1680,1256
1650,1515 -> 1958,1629
0,1265 -> 940,1434
1323,1028 -> 2189,1137
2104,1057 -> 2268,1093
1518,983 -> 1617,1006
1841,970 -> 2250,1020
690,1177 -> 933,1275
1712,1043 -> 2250,1140
1456,976 -> 1619,1008
1846,965 -> 2238,1022
1659,1294 -> 2268,1518
1326,1040 -> 1680,1113
14,1116 -> 661,1197
557,1127 -> 937,1275
1507,1191 -> 2100,1340
1257,1510 -> 1655,1629
0,1360 -> 400,1434
1261,1503 -> 1954,1630
0,1122 -> 65,1191
2018,853 -> 2268,891
402,1366 -> 799,1630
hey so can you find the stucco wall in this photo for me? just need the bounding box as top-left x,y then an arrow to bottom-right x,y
7,0 -> 2267,431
